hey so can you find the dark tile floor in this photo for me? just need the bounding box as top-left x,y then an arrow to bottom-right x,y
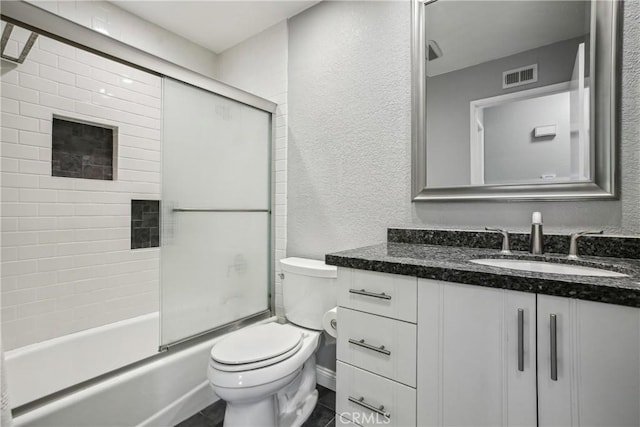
176,385 -> 336,427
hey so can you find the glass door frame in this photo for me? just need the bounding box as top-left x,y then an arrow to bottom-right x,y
1,1 -> 278,350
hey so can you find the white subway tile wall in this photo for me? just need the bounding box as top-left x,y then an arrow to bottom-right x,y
1,34 -> 161,350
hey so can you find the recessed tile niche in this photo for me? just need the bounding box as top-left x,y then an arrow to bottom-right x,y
131,200 -> 160,249
52,117 -> 115,180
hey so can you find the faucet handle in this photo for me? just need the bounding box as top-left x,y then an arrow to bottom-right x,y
568,230 -> 603,259
485,227 -> 512,254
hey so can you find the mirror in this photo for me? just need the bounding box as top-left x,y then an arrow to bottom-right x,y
412,0 -> 620,201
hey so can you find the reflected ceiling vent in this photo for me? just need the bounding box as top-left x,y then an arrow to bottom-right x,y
1,22 -> 38,64
503,64 -> 538,89
427,40 -> 443,61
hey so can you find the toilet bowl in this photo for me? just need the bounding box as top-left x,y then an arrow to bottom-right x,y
207,258 -> 337,427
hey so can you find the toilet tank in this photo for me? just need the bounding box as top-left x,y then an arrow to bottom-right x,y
280,257 -> 337,330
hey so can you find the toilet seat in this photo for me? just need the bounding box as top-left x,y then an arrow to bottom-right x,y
210,323 -> 303,372
211,340 -> 303,372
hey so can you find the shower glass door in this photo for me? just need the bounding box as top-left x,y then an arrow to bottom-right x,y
160,78 -> 271,347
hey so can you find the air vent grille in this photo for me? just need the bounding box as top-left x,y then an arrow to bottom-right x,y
502,64 -> 538,89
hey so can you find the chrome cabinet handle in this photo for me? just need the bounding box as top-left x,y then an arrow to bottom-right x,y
348,338 -> 391,356
518,308 -> 524,372
348,288 -> 392,300
550,314 -> 558,381
348,396 -> 391,419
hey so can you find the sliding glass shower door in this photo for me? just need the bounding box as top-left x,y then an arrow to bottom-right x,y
160,78 -> 271,347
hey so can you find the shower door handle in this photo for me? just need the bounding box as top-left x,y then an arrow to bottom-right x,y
172,208 -> 270,213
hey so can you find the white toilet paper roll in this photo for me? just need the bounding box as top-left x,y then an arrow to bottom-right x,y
322,307 -> 338,338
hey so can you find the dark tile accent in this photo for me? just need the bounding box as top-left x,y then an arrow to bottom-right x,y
131,200 -> 160,249
200,399 -> 226,426
325,242 -> 640,308
175,399 -> 225,427
317,385 -> 336,411
52,118 -> 114,180
174,413 -> 208,427
387,228 -> 640,260
302,402 -> 335,427
174,387 -> 335,427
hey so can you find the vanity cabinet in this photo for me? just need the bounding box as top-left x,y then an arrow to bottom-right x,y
417,279 -> 640,427
537,295 -> 640,427
336,268 -> 417,426
417,279 -> 537,426
334,267 -> 640,426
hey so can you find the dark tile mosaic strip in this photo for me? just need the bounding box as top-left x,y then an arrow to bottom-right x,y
326,243 -> 640,308
131,200 -> 160,249
52,118 -> 114,180
175,386 -> 335,427
387,228 -> 640,260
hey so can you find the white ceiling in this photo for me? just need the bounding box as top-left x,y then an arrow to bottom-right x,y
426,1 -> 589,77
110,1 -> 319,54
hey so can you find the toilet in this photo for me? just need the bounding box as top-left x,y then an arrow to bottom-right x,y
207,257 -> 337,427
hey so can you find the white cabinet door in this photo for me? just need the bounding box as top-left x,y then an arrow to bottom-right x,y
538,295 -> 640,427
417,279 -> 537,427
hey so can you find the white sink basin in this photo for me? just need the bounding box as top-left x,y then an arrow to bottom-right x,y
470,259 -> 628,278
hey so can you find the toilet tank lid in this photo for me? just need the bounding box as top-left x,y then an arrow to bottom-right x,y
280,257 -> 337,278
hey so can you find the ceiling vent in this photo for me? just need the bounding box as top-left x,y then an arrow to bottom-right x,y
502,64 -> 538,89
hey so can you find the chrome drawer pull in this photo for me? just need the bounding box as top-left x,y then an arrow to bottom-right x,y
550,313 -> 558,381
348,288 -> 392,300
517,308 -> 524,372
348,396 -> 391,419
348,338 -> 391,356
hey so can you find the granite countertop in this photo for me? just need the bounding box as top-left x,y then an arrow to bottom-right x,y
326,242 -> 640,308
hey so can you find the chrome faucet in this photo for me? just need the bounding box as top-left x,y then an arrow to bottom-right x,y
485,227 -> 512,254
568,230 -> 603,259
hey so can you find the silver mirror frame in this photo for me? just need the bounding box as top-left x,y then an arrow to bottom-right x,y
411,0 -> 621,202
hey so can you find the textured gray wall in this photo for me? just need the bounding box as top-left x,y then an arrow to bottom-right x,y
288,0 -> 639,261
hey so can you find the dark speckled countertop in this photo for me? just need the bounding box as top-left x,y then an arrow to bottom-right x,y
325,242 -> 640,308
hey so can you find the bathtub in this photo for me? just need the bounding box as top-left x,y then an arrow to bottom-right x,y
8,313 -> 276,427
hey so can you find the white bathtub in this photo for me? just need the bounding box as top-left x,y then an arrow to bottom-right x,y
8,313 -> 276,427
6,313 -> 161,408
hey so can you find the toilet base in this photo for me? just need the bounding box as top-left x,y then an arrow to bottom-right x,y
278,355 -> 318,427
224,396 -> 278,427
220,356 -> 319,427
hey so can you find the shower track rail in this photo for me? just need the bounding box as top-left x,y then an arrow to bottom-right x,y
172,208 -> 270,213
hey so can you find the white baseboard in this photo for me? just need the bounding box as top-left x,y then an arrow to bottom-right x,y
316,365 -> 336,391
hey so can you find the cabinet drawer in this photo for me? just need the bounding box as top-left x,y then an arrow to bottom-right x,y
337,361 -> 416,427
337,308 -> 416,387
337,268 -> 417,323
